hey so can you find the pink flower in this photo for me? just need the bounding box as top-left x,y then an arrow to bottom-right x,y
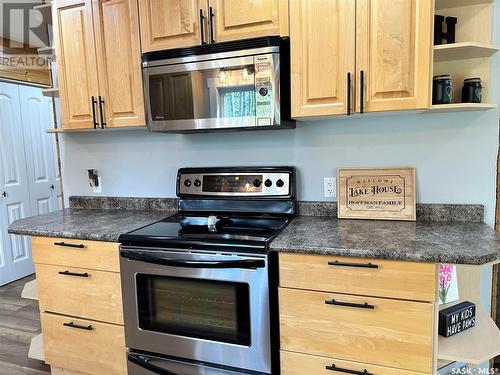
439,264 -> 453,287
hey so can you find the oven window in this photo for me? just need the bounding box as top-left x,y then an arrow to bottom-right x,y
136,275 -> 251,346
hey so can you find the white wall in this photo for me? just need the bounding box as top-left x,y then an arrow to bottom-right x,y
60,3 -> 500,227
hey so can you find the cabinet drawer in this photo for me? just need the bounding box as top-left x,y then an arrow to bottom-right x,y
279,253 -> 436,301
281,350 -> 428,375
279,288 -> 433,372
32,236 -> 119,272
36,263 -> 123,325
41,312 -> 126,375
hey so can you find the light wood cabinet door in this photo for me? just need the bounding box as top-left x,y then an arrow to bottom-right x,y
93,0 -> 145,127
211,0 -> 289,42
41,312 -> 126,375
138,0 -> 204,52
290,0 -> 355,117
281,350 -> 428,375
54,0 -> 100,129
356,0 -> 432,112
36,263 -> 123,325
279,288 -> 434,373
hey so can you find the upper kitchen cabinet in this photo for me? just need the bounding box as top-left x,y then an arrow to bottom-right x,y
211,0 -> 289,43
92,0 -> 145,127
138,0 -> 204,52
290,0 -> 432,118
356,0 -> 432,112
138,0 -> 289,52
53,0 -> 145,129
289,0 -> 355,117
53,0 -> 99,129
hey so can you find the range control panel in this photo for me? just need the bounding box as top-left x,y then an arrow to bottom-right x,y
178,171 -> 291,197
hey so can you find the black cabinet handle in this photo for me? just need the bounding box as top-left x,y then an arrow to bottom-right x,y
325,299 -> 374,310
58,270 -> 89,278
54,241 -> 85,249
359,70 -> 364,114
347,72 -> 351,115
50,184 -> 55,190
208,6 -> 215,43
98,96 -> 106,128
91,96 -> 98,128
199,9 -> 207,45
1,192 -> 6,197
328,260 -> 378,269
326,364 -> 373,375
63,322 -> 93,331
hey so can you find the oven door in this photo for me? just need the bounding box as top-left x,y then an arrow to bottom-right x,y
143,53 -> 279,132
120,247 -> 271,374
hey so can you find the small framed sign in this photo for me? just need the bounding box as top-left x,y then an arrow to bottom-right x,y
337,167 -> 416,221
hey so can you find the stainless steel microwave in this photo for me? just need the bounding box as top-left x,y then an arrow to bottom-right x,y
142,36 -> 294,133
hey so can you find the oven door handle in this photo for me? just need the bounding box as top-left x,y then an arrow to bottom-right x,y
128,353 -> 183,375
121,249 -> 265,269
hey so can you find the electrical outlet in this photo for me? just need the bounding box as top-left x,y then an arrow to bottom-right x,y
324,177 -> 337,198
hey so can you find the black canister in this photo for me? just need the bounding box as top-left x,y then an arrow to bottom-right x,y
433,74 -> 453,104
462,78 -> 482,103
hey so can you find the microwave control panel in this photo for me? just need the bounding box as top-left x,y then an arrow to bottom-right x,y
254,55 -> 275,126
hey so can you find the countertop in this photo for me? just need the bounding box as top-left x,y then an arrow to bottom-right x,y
8,199 -> 500,265
269,216 -> 500,265
8,208 -> 173,242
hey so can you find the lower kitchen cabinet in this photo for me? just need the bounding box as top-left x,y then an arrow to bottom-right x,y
41,312 -> 126,375
280,351 -> 428,375
279,253 -> 437,374
32,236 -> 126,375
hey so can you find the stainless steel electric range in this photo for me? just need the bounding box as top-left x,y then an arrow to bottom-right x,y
119,167 -> 296,375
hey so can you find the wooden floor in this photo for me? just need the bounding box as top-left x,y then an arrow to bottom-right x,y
0,275 -> 50,374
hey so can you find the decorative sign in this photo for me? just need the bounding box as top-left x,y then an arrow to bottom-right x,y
337,168 -> 416,221
438,301 -> 476,338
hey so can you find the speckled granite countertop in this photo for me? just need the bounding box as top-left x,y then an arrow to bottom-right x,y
8,208 -> 173,242
269,216 -> 500,265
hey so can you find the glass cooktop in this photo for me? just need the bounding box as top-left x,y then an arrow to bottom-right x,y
119,214 -> 289,252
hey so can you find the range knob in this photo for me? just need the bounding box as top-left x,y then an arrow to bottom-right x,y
184,179 -> 191,187
259,87 -> 268,96
253,179 -> 261,188
264,179 -> 273,187
194,179 -> 201,187
276,179 -> 285,188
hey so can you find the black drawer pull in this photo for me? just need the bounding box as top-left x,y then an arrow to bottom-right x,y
326,364 -> 373,375
328,260 -> 378,269
58,270 -> 89,278
63,322 -> 93,331
54,241 -> 85,249
325,299 -> 374,309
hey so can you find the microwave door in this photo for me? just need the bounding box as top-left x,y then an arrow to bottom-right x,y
145,56 -> 259,132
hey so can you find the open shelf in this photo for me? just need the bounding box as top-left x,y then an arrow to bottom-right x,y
41,87 -> 58,97
435,0 -> 492,10
21,279 -> 38,300
427,103 -> 497,113
434,42 -> 499,62
438,304 -> 500,364
46,126 -> 148,133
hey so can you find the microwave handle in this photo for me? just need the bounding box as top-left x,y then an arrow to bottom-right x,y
128,353 -> 182,375
145,55 -> 255,75
121,249 -> 265,269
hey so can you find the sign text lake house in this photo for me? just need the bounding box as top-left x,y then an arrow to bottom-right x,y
337,168 -> 416,221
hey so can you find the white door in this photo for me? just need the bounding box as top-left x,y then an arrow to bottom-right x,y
19,85 -> 62,213
0,82 -> 34,286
